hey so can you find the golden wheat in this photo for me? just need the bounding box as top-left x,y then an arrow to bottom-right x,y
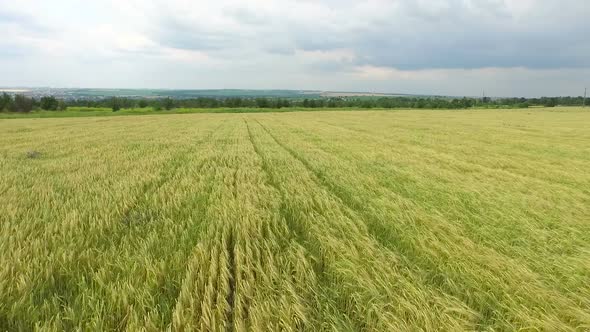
1,108 -> 589,331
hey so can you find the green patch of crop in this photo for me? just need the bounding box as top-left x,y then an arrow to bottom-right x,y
1,109 -> 589,330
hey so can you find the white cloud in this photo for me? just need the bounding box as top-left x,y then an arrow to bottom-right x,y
0,0 -> 588,96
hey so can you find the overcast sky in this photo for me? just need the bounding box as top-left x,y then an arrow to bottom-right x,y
1,0 -> 588,97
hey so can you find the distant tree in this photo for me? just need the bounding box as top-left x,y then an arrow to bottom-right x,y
163,97 -> 175,110
545,97 -> 558,107
414,99 -> 426,109
360,99 -> 372,108
111,97 -> 121,112
40,96 -> 59,110
255,98 -> 269,108
0,92 -> 11,111
138,99 -> 148,108
58,100 -> 67,111
274,99 -> 283,108
121,98 -> 134,109
10,94 -> 33,112
273,98 -> 290,108
229,97 -> 243,107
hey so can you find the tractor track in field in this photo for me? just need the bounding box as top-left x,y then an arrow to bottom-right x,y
258,117 -> 588,330
120,120 -> 227,227
250,118 -> 403,330
244,119 -> 309,247
245,118 -> 327,327
250,118 -> 490,321
277,118 -> 590,293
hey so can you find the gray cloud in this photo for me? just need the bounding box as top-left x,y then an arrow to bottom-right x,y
0,0 -> 589,96
146,0 -> 590,71
290,1 -> 590,70
155,17 -> 235,51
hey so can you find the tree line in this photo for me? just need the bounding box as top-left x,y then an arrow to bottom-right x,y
0,93 -> 66,112
1,92 -> 587,113
64,95 -> 590,111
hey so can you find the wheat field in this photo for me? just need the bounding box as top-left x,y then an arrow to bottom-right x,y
1,108 -> 589,331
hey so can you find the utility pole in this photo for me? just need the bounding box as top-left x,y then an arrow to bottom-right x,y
584,88 -> 587,108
